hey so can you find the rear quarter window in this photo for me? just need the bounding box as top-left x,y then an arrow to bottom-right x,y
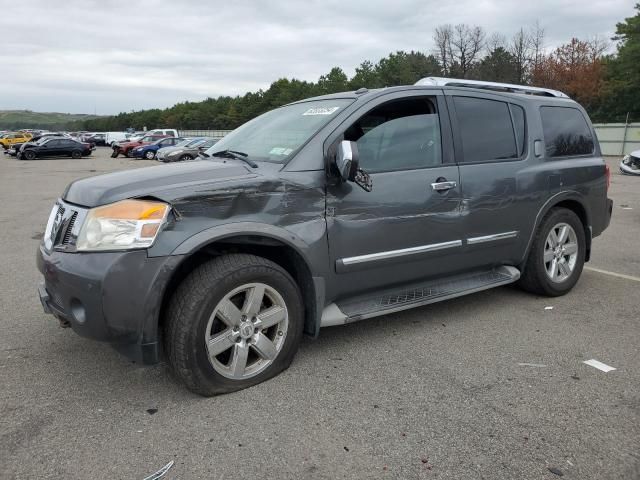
540,106 -> 594,157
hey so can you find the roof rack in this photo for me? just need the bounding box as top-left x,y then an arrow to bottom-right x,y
415,77 -> 569,98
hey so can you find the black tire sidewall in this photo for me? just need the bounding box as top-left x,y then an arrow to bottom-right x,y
24,151 -> 36,160
71,150 -> 81,159
179,155 -> 192,161
145,151 -> 155,159
172,258 -> 304,395
531,208 -> 586,296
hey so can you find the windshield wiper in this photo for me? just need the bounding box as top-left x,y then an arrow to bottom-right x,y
209,149 -> 258,168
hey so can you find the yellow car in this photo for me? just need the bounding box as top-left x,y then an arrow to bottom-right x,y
0,132 -> 32,149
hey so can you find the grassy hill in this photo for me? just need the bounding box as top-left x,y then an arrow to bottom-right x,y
0,110 -> 104,130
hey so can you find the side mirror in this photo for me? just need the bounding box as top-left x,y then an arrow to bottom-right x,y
334,140 -> 372,192
335,140 -> 359,181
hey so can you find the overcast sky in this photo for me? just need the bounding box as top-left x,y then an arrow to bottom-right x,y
0,0 -> 632,115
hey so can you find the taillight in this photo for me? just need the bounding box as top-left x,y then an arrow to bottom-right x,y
605,164 -> 610,191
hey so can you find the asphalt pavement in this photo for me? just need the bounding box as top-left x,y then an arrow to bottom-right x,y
0,149 -> 638,479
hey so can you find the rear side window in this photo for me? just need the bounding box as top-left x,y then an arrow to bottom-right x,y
540,106 -> 594,157
453,96 -> 518,162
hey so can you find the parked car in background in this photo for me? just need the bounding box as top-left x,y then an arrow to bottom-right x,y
131,137 -> 184,159
3,132 -> 70,155
83,133 -> 107,146
0,132 -> 32,149
127,129 -> 179,143
111,134 -> 168,158
620,150 -> 640,176
156,137 -> 205,161
158,137 -> 219,162
18,137 -> 93,160
105,132 -> 129,147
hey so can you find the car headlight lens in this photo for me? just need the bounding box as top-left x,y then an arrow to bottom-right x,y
622,154 -> 631,165
76,199 -> 169,251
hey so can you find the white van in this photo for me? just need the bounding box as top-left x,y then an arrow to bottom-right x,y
105,132 -> 129,146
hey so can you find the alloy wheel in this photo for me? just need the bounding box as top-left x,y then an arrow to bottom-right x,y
205,283 -> 288,379
544,222 -> 579,283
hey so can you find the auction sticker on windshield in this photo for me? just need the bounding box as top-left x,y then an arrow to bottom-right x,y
302,107 -> 340,116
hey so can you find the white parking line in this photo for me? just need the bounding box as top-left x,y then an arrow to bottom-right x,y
583,359 -> 617,372
584,266 -> 640,282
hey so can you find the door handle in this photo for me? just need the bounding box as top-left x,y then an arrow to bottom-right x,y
431,180 -> 457,192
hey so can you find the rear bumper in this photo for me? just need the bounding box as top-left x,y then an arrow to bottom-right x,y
37,245 -> 184,364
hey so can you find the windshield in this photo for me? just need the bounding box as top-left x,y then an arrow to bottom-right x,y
204,99 -> 353,163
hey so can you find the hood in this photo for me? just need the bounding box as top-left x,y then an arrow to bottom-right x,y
63,160 -> 252,207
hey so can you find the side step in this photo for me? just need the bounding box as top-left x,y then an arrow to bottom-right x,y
320,266 -> 520,327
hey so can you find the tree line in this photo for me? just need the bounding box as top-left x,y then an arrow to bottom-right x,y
73,4 -> 639,132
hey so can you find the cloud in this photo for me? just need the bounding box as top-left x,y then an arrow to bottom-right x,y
0,0 -> 632,114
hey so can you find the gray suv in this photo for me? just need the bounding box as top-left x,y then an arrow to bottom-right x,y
37,78 -> 613,396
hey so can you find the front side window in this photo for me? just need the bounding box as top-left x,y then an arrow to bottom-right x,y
454,96 -> 518,163
540,106 -> 594,157
343,97 -> 442,173
205,99 -> 354,163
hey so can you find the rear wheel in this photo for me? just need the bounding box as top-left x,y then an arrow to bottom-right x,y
519,207 -> 585,296
164,254 -> 304,396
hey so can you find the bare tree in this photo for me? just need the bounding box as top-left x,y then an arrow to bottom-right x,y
510,28 -> 532,84
487,33 -> 507,53
433,24 -> 453,75
588,35 -> 610,61
530,20 -> 546,71
450,24 -> 486,77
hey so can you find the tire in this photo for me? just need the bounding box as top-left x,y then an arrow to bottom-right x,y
23,150 -> 36,160
145,150 -> 155,160
178,154 -> 193,162
518,207 -> 586,297
164,254 -> 304,396
124,149 -> 131,158
110,149 -> 119,158
71,150 -> 82,159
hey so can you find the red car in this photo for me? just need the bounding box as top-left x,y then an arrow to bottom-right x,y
111,134 -> 168,158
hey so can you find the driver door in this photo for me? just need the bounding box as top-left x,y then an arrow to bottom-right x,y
326,92 -> 464,299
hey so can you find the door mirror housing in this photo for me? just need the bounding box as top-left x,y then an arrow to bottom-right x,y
335,140 -> 359,182
334,140 -> 372,192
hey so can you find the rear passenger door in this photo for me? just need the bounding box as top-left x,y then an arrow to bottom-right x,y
447,92 -> 532,268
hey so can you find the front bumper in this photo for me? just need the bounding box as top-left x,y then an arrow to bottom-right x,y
37,244 -> 184,364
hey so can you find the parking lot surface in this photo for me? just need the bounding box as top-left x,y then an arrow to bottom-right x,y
1,149 -> 638,479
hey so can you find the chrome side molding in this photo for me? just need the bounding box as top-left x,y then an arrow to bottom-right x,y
467,231 -> 518,245
340,240 -> 463,267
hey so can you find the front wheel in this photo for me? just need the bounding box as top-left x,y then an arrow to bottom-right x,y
144,150 -> 155,160
518,207 -> 586,297
23,150 -> 36,160
164,254 -> 304,396
71,150 -> 82,159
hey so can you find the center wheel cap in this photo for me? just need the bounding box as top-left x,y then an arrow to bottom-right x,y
239,321 -> 255,339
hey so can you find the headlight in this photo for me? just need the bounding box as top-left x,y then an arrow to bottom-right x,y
622,154 -> 631,165
76,199 -> 169,251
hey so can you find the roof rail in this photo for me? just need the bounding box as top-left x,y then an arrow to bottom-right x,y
415,77 -> 569,98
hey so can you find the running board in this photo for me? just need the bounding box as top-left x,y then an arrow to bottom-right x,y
320,266 -> 520,327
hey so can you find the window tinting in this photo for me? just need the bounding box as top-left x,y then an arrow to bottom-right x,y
540,106 -> 594,157
453,96 -> 518,162
344,97 -> 442,173
511,104 -> 526,156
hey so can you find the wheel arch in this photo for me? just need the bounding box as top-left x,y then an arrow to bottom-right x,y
520,191 -> 593,269
155,224 -> 324,348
